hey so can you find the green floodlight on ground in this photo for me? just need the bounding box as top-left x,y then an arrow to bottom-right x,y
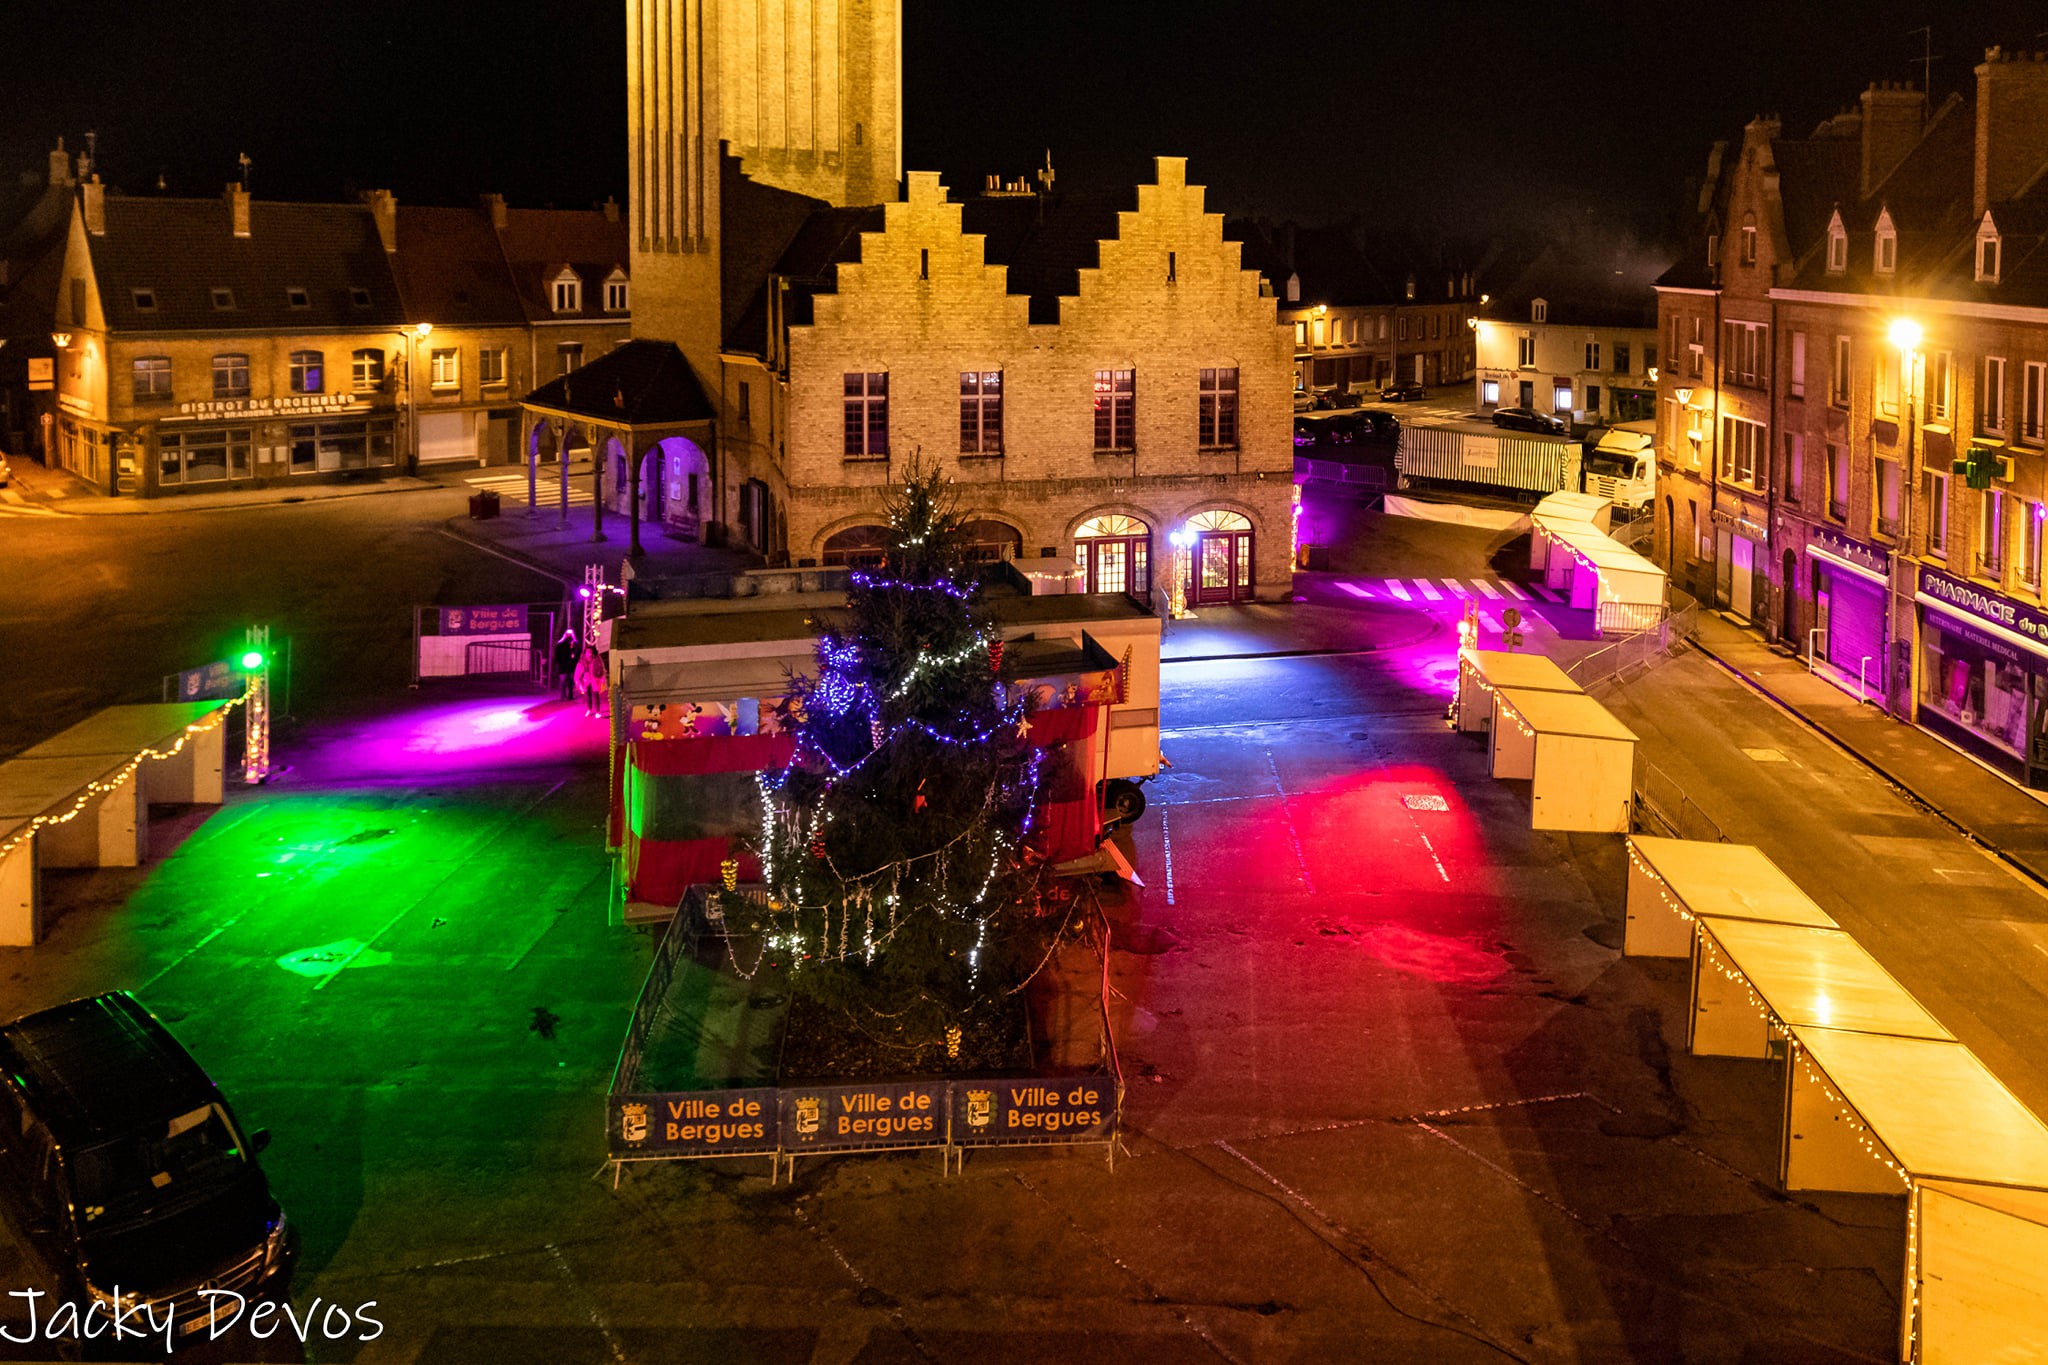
239,649 -> 267,671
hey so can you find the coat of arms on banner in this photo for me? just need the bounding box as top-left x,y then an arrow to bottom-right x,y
619,1103 -> 649,1145
794,1096 -> 822,1136
965,1089 -> 993,1131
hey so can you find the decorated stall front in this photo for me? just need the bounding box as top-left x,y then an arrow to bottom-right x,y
1528,490 -> 1667,634
1689,917 -> 1953,1060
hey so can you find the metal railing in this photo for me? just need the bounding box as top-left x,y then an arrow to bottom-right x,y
1632,757 -> 1728,843
1567,588 -> 1698,692
464,639 -> 544,682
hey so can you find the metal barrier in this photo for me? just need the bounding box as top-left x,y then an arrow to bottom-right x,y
1568,589 -> 1698,691
464,639 -> 543,682
1632,756 -> 1729,843
1298,457 -> 1389,492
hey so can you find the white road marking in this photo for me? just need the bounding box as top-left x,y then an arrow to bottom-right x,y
1337,581 -> 1370,598
1414,579 -> 1442,601
1382,579 -> 1412,601
1530,584 -> 1563,603
1441,579 -> 1472,597
1472,579 -> 1502,598
1499,581 -> 1530,599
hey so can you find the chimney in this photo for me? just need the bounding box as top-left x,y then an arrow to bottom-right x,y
1976,47 -> 2048,217
601,196 -> 619,223
48,138 -> 71,188
1860,81 -> 1924,197
480,192 -> 507,230
226,182 -> 250,238
363,189 -> 398,252
82,175 -> 105,237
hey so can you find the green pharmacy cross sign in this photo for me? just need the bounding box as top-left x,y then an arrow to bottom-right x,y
1953,444 -> 2011,491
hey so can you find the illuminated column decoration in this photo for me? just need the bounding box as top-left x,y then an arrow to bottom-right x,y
241,626 -> 271,785
581,563 -> 606,643
1290,484 -> 1303,568
1168,527 -> 1193,619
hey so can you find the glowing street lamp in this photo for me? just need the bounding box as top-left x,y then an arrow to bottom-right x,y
1887,317 -> 1922,354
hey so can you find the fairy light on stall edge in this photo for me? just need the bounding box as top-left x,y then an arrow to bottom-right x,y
0,703 -> 244,860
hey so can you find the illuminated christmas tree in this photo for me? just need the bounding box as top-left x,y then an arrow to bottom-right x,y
756,467 -> 1055,1070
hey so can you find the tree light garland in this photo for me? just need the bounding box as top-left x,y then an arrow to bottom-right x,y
0,701 -> 245,861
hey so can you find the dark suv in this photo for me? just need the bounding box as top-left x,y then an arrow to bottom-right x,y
0,993 -> 293,1346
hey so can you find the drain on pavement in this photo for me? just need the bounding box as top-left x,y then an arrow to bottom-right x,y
1403,793 -> 1450,811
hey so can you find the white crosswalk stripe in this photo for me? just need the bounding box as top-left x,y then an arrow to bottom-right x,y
1381,579 -> 1412,601
1342,577 -> 1571,610
1414,579 -> 1442,601
1529,584 -> 1563,603
1499,581 -> 1530,599
1441,579 -> 1472,597
466,472 -> 594,505
1471,579 -> 1502,599
1337,581 -> 1370,598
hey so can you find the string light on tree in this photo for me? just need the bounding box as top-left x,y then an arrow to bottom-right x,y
240,627 -> 272,785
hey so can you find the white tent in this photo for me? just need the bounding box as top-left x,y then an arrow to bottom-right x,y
1454,648 -> 1580,734
1624,837 -> 1839,957
1490,688 -> 1638,832
1528,491 -> 1667,633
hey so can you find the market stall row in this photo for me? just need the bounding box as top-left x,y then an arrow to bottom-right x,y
1458,647 -> 1638,834
1528,490 -> 1667,635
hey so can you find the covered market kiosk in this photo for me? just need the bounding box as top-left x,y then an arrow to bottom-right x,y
1688,917 -> 1953,1060
1781,1027 -> 2048,1362
1455,648 -> 1580,734
1624,836 -> 1839,958
1488,687 -> 1637,832
1528,491 -> 1668,634
0,701 -> 233,946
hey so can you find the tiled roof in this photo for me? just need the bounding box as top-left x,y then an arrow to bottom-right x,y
723,205 -> 883,354
497,206 -> 629,323
1772,136 -> 1863,261
85,195 -> 403,333
391,205 -> 527,328
522,339 -> 715,425
1491,245 -> 1662,329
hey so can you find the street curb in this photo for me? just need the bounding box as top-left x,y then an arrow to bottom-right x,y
21,477 -> 444,517
1688,634 -> 2048,897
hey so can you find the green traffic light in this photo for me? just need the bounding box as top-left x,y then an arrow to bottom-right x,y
240,650 -> 266,670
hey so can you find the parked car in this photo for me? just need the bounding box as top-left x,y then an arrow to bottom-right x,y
1379,380 -> 1426,402
1358,409 -> 1401,440
0,453 -> 11,487
1491,405 -> 1568,435
0,993 -> 294,1344
1292,389 -> 1317,413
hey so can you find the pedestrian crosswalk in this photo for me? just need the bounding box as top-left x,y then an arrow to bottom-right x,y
1334,576 -> 1565,608
465,471 -> 594,507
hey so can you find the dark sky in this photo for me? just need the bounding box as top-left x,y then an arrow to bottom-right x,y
4,2 -> 2043,234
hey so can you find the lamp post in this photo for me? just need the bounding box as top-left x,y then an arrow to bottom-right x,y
1888,317 -> 1922,715
396,322 -> 432,472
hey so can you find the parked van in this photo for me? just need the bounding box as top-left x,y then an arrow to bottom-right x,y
0,993 -> 294,1346
1583,419 -> 1657,511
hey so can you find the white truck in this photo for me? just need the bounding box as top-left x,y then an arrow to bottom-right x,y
1582,420 -> 1657,512
1397,420 -> 1581,497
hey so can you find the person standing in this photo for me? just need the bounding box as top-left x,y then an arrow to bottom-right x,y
552,628 -> 579,701
576,644 -> 606,718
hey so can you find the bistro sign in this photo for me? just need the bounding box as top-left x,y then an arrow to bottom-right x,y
1919,565 -> 2048,648
173,392 -> 372,421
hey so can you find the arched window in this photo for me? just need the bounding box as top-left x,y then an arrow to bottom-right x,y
961,519 -> 1023,562
821,524 -> 892,567
1076,514 -> 1151,596
1183,509 -> 1254,604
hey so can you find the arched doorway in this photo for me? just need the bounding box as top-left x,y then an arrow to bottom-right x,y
653,436 -> 709,538
962,519 -> 1024,562
821,524 -> 892,567
1075,514 -> 1151,597
1782,549 -> 1799,641
1186,509 -> 1255,605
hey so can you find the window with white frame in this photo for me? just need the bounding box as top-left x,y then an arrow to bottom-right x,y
1293,320 -> 1307,346
550,269 -> 581,313
1585,340 -> 1600,370
1926,471 -> 1949,551
1876,459 -> 1902,534
1982,487 -> 2008,575
1875,209 -> 1897,274
1876,348 -> 1900,418
1929,351 -> 1953,421
132,356 -> 172,401
479,348 -> 507,387
1517,335 -> 1535,368
1722,321 -> 1769,387
352,349 -> 384,389
1397,316 -> 1408,341
1826,212 -> 1847,273
1784,432 -> 1804,502
1831,335 -> 1851,407
1719,416 -> 1763,487
1977,214 -> 2002,284
430,348 -> 459,388
212,352 -> 249,398
1531,299 -> 1548,323
2024,362 -> 2046,444
289,349 -> 324,394
603,270 -> 629,312
1981,356 -> 2007,434
2024,502 -> 2045,587
1790,331 -> 1806,398
1826,443 -> 1847,519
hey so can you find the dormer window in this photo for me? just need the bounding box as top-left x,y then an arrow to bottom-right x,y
602,268 -> 628,313
1875,209 -> 1897,275
1826,211 -> 1847,274
286,286 -> 310,309
210,287 -> 236,311
1740,212 -> 1758,266
349,287 -> 372,309
131,288 -> 157,313
1531,298 -> 1548,324
550,269 -> 582,313
1978,213 -> 2002,284
1404,274 -> 1416,301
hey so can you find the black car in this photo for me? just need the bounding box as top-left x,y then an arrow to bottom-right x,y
1357,409 -> 1401,439
1491,405 -> 1568,435
1380,380 -> 1427,402
0,993 -> 293,1346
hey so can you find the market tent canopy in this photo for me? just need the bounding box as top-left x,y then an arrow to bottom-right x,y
1689,917 -> 1955,1059
1490,687 -> 1638,833
1531,490 -> 1612,531
1454,647 -> 1581,734
1528,492 -> 1667,630
1625,836 -> 1839,957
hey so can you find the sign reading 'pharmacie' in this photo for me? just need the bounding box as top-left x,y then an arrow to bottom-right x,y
173,392 -> 373,421
1920,565 -> 2048,648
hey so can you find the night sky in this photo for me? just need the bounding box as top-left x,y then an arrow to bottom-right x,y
4,2 -> 2043,235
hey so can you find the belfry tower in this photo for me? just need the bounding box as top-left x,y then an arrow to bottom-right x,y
627,0 -> 901,371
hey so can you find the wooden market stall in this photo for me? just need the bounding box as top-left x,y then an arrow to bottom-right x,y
20,701 -> 231,806
1454,648 -> 1581,735
1909,1179 -> 2048,1363
1488,688 -> 1637,832
1528,490 -> 1667,634
1688,916 -> 1953,1059
1624,836 -> 1839,957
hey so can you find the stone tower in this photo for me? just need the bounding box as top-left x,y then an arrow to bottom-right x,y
627,0 -> 901,372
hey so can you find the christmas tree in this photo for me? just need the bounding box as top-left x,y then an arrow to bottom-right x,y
753,467 -> 1057,1069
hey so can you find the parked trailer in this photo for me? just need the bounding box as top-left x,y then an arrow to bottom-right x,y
1397,422 -> 1580,497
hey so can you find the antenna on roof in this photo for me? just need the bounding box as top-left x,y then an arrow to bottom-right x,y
237,152 -> 252,191
1908,26 -> 1938,113
1037,149 -> 1055,194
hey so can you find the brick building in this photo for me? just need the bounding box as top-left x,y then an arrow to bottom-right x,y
1471,244 -> 1661,425
613,0 -> 1296,603
1662,46 -> 2048,792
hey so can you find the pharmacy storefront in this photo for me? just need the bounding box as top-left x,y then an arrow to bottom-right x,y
1915,565 -> 2048,788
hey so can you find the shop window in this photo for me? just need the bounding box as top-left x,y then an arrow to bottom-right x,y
289,417 -> 397,474
1921,618 -> 2029,757
158,427 -> 253,486
289,350 -> 324,394
1481,379 -> 1499,406
1552,384 -> 1573,414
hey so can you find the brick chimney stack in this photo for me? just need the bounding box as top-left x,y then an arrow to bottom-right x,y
226,182 -> 251,238
48,138 -> 72,188
1976,47 -> 2048,218
480,192 -> 507,230
363,189 -> 397,252
1860,81 -> 1923,197
82,175 -> 105,237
